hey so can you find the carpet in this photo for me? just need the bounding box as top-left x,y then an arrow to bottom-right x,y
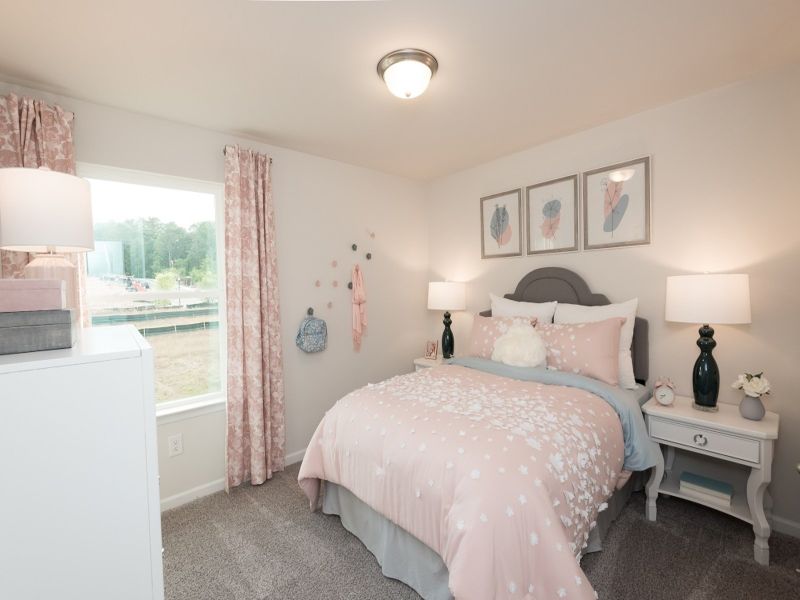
162,463 -> 800,599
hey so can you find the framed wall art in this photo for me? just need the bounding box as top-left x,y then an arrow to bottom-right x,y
583,156 -> 651,250
424,339 -> 438,360
526,174 -> 579,255
480,188 -> 522,259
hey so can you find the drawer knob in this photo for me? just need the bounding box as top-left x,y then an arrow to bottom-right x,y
693,433 -> 708,447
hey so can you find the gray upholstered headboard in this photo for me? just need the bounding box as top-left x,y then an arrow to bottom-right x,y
479,267 -> 649,385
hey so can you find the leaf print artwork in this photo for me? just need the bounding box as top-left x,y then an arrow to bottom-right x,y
490,204 -> 512,247
602,180 -> 629,234
540,198 -> 562,240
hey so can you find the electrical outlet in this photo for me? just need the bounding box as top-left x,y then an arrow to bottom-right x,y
168,433 -> 183,457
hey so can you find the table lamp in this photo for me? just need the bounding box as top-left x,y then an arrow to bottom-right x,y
427,281 -> 466,359
665,273 -> 751,411
0,168 -> 94,311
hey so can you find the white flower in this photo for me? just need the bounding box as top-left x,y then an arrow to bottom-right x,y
743,375 -> 770,398
731,373 -> 747,390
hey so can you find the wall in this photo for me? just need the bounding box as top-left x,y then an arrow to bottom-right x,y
0,80 -> 429,507
426,65 -> 800,532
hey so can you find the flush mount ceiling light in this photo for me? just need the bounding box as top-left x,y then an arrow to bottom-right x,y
377,49 -> 438,99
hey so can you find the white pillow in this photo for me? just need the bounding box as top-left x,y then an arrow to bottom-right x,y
490,293 -> 557,323
491,323 -> 547,368
554,298 -> 639,389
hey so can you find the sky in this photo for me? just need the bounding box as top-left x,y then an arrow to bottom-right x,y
88,178 -> 216,229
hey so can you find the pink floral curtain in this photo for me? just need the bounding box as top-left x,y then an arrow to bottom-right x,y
0,93 -> 89,325
224,144 -> 285,490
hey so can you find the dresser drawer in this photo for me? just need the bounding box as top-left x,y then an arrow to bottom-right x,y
649,417 -> 760,464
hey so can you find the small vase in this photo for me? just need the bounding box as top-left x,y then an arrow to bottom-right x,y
739,395 -> 765,421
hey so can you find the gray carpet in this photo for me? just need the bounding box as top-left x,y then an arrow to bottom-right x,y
162,463 -> 800,599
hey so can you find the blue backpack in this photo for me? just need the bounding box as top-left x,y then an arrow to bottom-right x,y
295,314 -> 327,353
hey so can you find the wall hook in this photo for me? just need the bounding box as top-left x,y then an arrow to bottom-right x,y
307,307 -> 314,316
351,243 -> 358,251
366,252 -> 372,260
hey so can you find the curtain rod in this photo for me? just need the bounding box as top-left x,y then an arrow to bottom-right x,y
222,147 -> 273,163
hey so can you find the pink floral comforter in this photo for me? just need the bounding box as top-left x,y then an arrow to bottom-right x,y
298,364 -> 624,599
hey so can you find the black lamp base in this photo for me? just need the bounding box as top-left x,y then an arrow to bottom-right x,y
692,324 -> 720,411
441,311 -> 454,359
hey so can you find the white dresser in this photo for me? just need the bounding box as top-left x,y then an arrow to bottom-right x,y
0,325 -> 164,600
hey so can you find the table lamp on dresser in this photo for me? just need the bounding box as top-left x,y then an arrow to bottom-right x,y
0,167 -> 94,312
665,273 -> 751,411
427,281 -> 466,359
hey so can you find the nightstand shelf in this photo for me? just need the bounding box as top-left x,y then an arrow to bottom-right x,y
656,452 -> 752,524
643,395 -> 779,566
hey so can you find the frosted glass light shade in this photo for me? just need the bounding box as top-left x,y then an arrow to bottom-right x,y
428,281 -> 466,311
378,49 -> 438,100
0,168 -> 94,253
665,274 -> 751,325
383,60 -> 433,99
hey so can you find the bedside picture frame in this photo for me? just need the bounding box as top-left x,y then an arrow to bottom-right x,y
424,339 -> 438,360
583,157 -> 651,250
480,189 -> 522,258
526,175 -> 579,255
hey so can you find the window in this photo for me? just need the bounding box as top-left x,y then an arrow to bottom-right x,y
79,165 -> 225,408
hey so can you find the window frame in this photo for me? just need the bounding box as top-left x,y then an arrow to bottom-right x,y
77,163 -> 227,416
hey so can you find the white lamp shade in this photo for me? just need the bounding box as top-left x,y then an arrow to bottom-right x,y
427,281 -> 466,311
665,274 -> 751,325
382,59 -> 433,99
0,167 -> 94,253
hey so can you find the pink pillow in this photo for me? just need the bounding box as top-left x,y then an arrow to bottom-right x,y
536,317 -> 626,385
468,315 -> 538,359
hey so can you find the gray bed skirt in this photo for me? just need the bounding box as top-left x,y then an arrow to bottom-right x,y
322,475 -> 638,600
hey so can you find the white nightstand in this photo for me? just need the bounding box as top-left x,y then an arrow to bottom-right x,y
643,395 -> 779,565
413,357 -> 442,371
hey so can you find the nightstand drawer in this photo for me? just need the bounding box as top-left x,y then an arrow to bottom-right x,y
649,417 -> 760,464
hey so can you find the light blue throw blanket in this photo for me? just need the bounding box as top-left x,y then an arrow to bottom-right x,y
448,357 -> 659,472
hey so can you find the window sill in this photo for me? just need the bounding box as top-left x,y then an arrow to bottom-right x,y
156,394 -> 226,425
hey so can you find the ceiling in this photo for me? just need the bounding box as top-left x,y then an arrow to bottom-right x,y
1,0 -> 798,180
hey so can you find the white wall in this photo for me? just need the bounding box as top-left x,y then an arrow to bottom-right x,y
426,64 -> 800,531
3,64 -> 798,531
0,80 -> 429,506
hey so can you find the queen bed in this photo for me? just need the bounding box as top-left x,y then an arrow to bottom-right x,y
298,268 -> 664,600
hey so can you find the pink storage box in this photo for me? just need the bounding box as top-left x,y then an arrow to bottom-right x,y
0,279 -> 65,312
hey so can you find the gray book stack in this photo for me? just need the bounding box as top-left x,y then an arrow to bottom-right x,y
0,309 -> 75,355
0,279 -> 75,355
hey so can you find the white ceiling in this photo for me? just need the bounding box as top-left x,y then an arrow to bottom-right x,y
1,0 -> 799,180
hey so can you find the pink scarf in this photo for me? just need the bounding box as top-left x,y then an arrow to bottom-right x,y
352,264 -> 367,351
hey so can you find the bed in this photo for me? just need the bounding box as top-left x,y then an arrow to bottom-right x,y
298,267 -> 664,600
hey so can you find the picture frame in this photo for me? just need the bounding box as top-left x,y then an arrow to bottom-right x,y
480,188 -> 522,259
583,156 -> 651,250
424,339 -> 438,360
526,175 -> 579,255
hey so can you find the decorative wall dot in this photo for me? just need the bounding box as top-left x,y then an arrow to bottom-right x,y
327,301 -> 333,309
331,260 -> 338,267
307,307 -> 314,316
351,243 -> 358,251
314,280 -> 321,287
369,232 -> 376,239
366,252 -> 372,260
347,282 -> 353,289
332,280 -> 339,288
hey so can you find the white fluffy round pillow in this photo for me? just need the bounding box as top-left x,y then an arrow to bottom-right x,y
490,322 -> 547,368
